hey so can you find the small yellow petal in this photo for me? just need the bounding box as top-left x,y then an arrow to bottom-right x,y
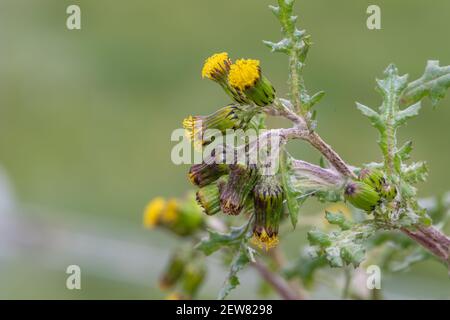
143,197 -> 166,228
251,230 -> 279,251
162,198 -> 179,223
201,52 -> 230,80
228,59 -> 261,91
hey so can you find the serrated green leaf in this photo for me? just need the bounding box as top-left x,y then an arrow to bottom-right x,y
340,244 -> 365,267
376,64 -> 409,100
325,211 -> 353,230
400,60 -> 450,108
293,28 -> 306,40
309,222 -> 377,268
395,102 -> 421,127
304,91 -> 325,111
280,151 -> 301,228
218,246 -> 251,300
263,39 -> 291,53
325,246 -> 344,267
356,102 -> 384,131
268,5 -> 280,17
397,140 -> 413,161
196,223 -> 249,256
364,63 -> 414,175
307,229 -> 332,247
402,161 -> 428,184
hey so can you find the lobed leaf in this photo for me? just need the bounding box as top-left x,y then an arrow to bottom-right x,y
196,223 -> 250,256
395,102 -> 421,127
400,60 -> 450,108
218,245 -> 254,300
325,211 -> 353,231
356,102 -> 384,131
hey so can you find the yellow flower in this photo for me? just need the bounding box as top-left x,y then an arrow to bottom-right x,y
228,59 -> 261,91
251,230 -> 279,251
162,198 -> 179,224
143,197 -> 166,229
201,52 -> 231,80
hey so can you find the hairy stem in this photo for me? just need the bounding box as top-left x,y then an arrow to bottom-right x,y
402,225 -> 450,265
289,51 -> 303,114
269,248 -> 308,298
305,132 -> 357,179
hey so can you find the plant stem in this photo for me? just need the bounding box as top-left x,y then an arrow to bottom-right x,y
269,248 -> 308,298
252,260 -> 304,300
342,267 -> 352,299
401,225 -> 450,265
305,132 -> 357,179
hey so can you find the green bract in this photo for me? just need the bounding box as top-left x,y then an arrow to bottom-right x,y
344,181 -> 380,212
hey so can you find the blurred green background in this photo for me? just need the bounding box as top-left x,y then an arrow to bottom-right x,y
0,0 -> 449,299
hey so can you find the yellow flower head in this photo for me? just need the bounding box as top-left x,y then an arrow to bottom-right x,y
228,59 -> 261,91
143,197 -> 166,229
162,198 -> 179,224
201,52 -> 231,80
251,229 -> 279,251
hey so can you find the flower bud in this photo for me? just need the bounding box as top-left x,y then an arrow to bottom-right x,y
220,164 -> 258,215
144,194 -> 205,236
169,195 -> 205,236
202,52 -> 231,82
201,52 -> 248,104
380,183 -> 398,201
143,197 -> 166,229
183,104 -> 255,148
196,176 -> 228,216
159,250 -> 187,290
251,176 -> 284,250
228,59 -> 276,106
182,260 -> 206,298
344,181 -> 380,212
358,168 -> 385,192
188,162 -> 228,187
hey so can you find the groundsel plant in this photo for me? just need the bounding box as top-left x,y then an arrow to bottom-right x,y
144,0 -> 450,300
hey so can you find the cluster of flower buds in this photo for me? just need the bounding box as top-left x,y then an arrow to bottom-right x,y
143,193 -> 205,236
189,160 -> 285,250
182,53 -> 284,250
159,248 -> 206,299
183,52 -> 276,149
344,168 -> 398,212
